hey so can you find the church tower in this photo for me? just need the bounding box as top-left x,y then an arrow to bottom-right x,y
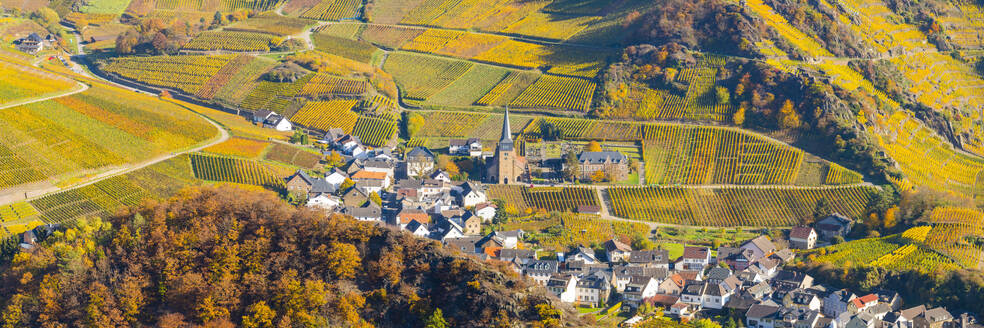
488,107 -> 524,184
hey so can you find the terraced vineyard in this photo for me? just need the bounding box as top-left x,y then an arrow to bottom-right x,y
806,231 -> 960,273
926,207 -> 984,269
290,100 -> 360,132
300,73 -> 369,97
203,137 -> 271,158
488,185 -> 599,213
189,153 -> 285,187
0,84 -> 215,190
640,124 -> 805,185
352,115 -> 397,147
607,185 -> 875,227
183,30 -> 279,52
383,52 -> 473,100
102,55 -> 235,94
226,13 -> 313,36
509,75 -> 596,112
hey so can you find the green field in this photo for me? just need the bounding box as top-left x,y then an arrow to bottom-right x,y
383,52 -> 473,101
424,64 -> 510,107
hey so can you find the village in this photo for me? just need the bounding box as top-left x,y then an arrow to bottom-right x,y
276,108 -> 978,328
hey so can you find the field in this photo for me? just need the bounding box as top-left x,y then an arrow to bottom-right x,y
607,185 -> 875,227
487,185 -> 599,213
925,207 -> 984,269
312,33 -> 378,62
500,213 -> 649,251
0,84 -> 216,190
0,62 -> 77,105
806,228 -> 962,273
183,30 -> 279,52
196,55 -> 253,99
300,73 -> 369,98
361,25 -> 426,49
508,75 -> 596,112
264,143 -> 322,169
383,52 -> 473,100
474,71 -> 540,106
213,56 -> 279,105
189,153 -> 285,188
102,55 -> 235,94
352,115 -> 397,147
640,124 -> 805,185
300,0 -> 363,21
424,64 -> 509,107
226,14 -> 313,36
203,137 -> 270,158
290,100 -> 360,132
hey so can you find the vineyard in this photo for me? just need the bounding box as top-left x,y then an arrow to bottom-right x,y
0,201 -> 41,240
300,73 -> 369,98
290,100 -> 360,132
301,0 -> 362,21
607,185 -> 875,226
195,54 -> 253,99
312,34 -> 378,62
0,62 -> 76,105
487,185 -> 599,213
383,52 -> 473,100
408,112 -> 492,138
226,13 -> 313,36
361,25 -> 425,49
807,228 -> 963,273
183,30 -> 279,52
352,115 -> 397,147
640,124 -> 805,185
213,56 -> 279,105
264,143 -> 322,168
102,55 -> 235,94
474,71 -> 540,106
874,111 -> 984,199
504,213 -> 649,251
926,207 -> 984,269
189,153 -> 285,187
508,75 -> 596,112
203,137 -> 271,158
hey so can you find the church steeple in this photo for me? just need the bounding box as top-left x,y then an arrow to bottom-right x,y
500,106 -> 512,143
498,107 -> 514,151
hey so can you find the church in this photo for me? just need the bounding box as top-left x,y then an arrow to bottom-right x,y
486,108 -> 527,184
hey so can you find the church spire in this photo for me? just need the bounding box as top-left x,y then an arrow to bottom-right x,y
500,106 -> 512,143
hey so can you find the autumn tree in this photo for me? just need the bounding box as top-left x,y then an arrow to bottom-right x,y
563,151 -> 580,182
732,105 -> 746,126
425,308 -> 448,328
584,141 -> 602,152
590,170 -> 607,183
325,242 -> 361,279
779,99 -> 801,129
242,301 -> 275,328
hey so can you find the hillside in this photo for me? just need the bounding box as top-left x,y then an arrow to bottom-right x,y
0,186 -> 585,327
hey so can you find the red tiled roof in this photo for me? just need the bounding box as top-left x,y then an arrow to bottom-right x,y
399,211 -> 430,224
352,170 -> 388,180
852,294 -> 878,309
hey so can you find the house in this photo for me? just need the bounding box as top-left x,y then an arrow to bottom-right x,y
719,247 -> 758,270
784,290 -> 822,311
363,159 -> 396,179
351,170 -> 391,192
430,170 -> 452,183
824,289 -> 857,318
566,247 -> 598,264
816,213 -> 854,240
324,169 -> 349,193
913,308 -> 952,328
457,182 -> 487,208
263,114 -> 293,131
443,236 -> 482,254
603,239 -> 632,262
773,270 -> 813,289
893,305 -> 926,328
746,302 -> 782,328
405,220 -> 430,237
252,110 -> 275,124
524,260 -> 559,286
850,294 -> 880,313
702,281 -> 735,310
449,138 -> 483,157
345,205 -> 382,222
669,302 -> 696,319
705,267 -> 732,283
474,202 -> 497,222
789,226 -> 818,249
577,151 -> 629,181
476,230 -> 523,251
741,236 -> 777,260
623,276 -> 660,308
396,208 -> 430,228
646,294 -> 681,309
459,212 -> 482,235
628,249 -> 670,269
873,289 -> 902,311
334,135 -> 363,155
658,273 -> 685,295
430,220 -> 465,241
306,193 -> 340,210
15,33 -> 44,53
680,280 -> 707,305
499,249 -> 535,264
341,187 -> 369,206
286,170 -> 316,194
575,271 -> 611,306
680,246 -> 711,271
406,147 -> 435,177
547,274 -> 578,303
